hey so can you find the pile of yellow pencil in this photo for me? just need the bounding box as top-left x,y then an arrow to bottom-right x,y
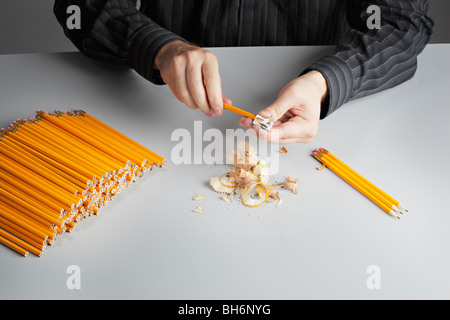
0,110 -> 164,257
313,147 -> 407,219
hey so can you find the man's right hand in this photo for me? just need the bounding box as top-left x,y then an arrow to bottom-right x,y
155,40 -> 229,117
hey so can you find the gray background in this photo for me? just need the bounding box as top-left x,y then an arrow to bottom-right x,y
0,44 -> 449,300
0,0 -> 449,55
0,0 -> 450,301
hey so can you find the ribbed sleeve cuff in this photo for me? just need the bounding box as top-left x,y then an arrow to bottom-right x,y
129,25 -> 184,85
302,55 -> 354,119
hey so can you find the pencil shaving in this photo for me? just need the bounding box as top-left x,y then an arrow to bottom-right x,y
269,191 -> 280,201
192,205 -> 204,214
279,146 -> 288,154
227,142 -> 260,171
283,176 -> 299,194
210,176 -> 235,194
192,193 -> 203,201
209,143 -> 298,208
241,183 -> 270,207
317,163 -> 326,171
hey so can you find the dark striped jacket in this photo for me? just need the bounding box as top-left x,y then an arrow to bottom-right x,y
54,0 -> 434,118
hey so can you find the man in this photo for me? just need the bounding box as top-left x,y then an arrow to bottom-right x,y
54,0 -> 434,144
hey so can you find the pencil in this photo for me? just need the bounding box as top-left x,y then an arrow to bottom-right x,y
0,228 -> 43,257
323,150 -> 407,212
223,103 -> 256,119
0,234 -> 29,257
80,110 -> 164,165
313,148 -> 403,219
0,220 -> 46,251
0,109 -> 165,257
0,168 -> 69,215
0,215 -> 48,246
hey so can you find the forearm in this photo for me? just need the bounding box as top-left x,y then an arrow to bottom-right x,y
305,0 -> 434,118
53,0 -> 184,84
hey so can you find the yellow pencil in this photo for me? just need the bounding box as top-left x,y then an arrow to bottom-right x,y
0,109 -> 165,257
313,148 -> 404,219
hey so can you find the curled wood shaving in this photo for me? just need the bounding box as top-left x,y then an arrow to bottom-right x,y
227,142 -> 260,171
192,193 -> 203,200
269,191 -> 280,201
269,191 -> 283,207
210,176 -> 235,194
241,183 -> 270,207
192,205 -> 204,214
210,143 -> 299,208
283,176 -> 299,194
210,159 -> 271,206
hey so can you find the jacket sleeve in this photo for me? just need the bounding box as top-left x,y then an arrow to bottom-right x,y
304,0 -> 434,119
53,0 -> 184,84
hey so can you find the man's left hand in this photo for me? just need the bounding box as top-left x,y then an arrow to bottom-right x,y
239,71 -> 328,144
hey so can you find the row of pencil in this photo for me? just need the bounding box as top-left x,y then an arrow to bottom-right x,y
313,148 -> 407,219
0,110 -> 164,257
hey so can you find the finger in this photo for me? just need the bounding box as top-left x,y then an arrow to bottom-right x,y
258,92 -> 295,122
251,124 -> 283,144
222,95 -> 232,106
239,117 -> 253,129
202,59 -> 223,116
240,116 -> 284,131
246,118 -> 306,144
252,126 -> 291,145
278,110 -> 294,123
272,117 -> 317,144
187,62 -> 213,116
173,60 -> 198,110
250,116 -> 303,144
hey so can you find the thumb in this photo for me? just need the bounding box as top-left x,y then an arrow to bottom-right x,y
257,93 -> 293,122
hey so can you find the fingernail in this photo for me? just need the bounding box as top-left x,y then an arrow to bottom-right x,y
208,111 -> 215,118
214,108 -> 222,116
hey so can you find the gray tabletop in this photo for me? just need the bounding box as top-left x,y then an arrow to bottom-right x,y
0,44 -> 449,300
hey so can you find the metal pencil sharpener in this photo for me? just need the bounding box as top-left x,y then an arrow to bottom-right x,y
253,114 -> 274,131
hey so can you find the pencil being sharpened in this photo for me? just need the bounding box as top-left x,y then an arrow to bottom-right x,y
223,103 -> 274,131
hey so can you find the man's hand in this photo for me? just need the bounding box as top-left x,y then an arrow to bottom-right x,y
155,40 -> 229,117
239,71 -> 328,144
